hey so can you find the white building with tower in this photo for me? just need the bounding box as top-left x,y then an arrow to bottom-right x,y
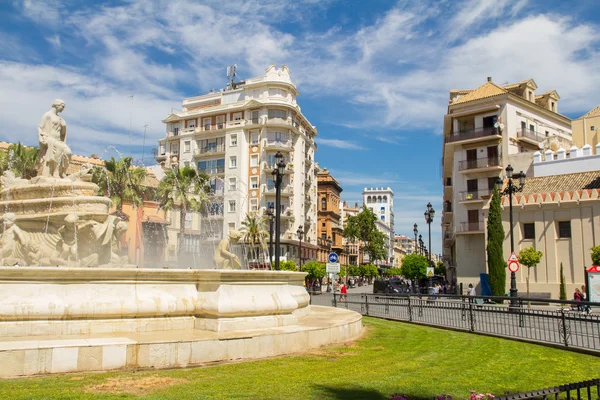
155,65 -> 318,263
363,187 -> 395,266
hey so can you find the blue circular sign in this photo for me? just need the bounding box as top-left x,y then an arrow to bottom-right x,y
328,253 -> 339,263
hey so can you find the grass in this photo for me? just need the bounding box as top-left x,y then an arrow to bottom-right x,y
1,317 -> 599,399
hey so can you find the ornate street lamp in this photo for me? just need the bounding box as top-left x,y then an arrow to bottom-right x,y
266,204 -> 275,267
413,223 -> 418,255
418,234 -> 423,255
424,202 -> 435,289
496,164 -> 526,308
296,225 -> 304,272
271,151 -> 286,271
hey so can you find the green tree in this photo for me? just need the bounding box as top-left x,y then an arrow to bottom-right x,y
343,205 -> 387,264
279,260 -> 298,272
559,262 -> 567,301
401,254 -> 428,280
348,265 -> 361,277
591,245 -> 600,266
8,142 -> 38,179
519,246 -> 543,301
239,212 -> 269,265
0,150 -> 9,178
434,261 -> 446,276
385,268 -> 403,276
302,261 -> 326,288
92,156 -> 148,212
156,166 -> 210,255
487,187 -> 506,297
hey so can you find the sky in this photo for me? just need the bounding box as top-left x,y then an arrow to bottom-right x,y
1,0 -> 599,255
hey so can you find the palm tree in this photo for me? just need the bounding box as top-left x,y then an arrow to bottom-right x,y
8,142 -> 38,179
239,212 -> 269,267
0,150 -> 9,177
156,165 -> 210,255
92,156 -> 148,212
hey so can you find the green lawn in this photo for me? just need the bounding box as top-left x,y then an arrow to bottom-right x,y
1,317 -> 599,399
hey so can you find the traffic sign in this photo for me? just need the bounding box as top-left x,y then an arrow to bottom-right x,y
507,252 -> 520,272
426,267 -> 434,277
326,263 -> 340,273
328,252 -> 339,263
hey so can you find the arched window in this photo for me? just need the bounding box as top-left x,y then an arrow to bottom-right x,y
383,196 -> 387,203
321,197 -> 327,210
378,196 -> 382,203
367,196 -> 371,203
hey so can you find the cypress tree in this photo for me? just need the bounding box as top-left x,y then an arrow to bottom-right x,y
559,262 -> 567,301
487,187 -> 506,297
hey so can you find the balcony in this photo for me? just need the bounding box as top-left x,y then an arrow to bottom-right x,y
459,189 -> 493,202
156,152 -> 167,161
199,166 -> 225,175
305,157 -> 313,166
263,185 -> 293,196
201,122 -> 226,132
166,130 -> 180,138
262,161 -> 293,174
444,230 -> 454,244
194,145 -> 226,157
458,157 -> 501,172
445,126 -> 502,144
266,117 -> 292,128
458,222 -> 484,233
263,140 -> 293,151
516,128 -> 547,145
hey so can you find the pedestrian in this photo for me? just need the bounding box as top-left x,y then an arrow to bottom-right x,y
467,283 -> 475,302
574,288 -> 584,311
581,285 -> 591,314
340,283 -> 347,302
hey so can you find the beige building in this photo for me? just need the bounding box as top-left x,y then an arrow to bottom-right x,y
316,168 -> 344,263
155,65 -> 319,261
339,201 -> 362,265
573,105 -> 600,152
441,77 -> 572,286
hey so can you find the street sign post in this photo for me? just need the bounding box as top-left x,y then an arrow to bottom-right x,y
587,266 -> 600,302
507,252 -> 520,273
328,253 -> 339,263
326,263 -> 340,273
426,267 -> 434,277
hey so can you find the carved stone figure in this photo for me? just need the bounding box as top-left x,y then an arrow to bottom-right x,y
214,230 -> 242,269
51,214 -> 98,267
0,213 -> 28,265
38,99 -> 72,178
1,171 -> 29,189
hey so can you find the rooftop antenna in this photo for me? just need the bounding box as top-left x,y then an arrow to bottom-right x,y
226,64 -> 237,90
128,94 -> 134,154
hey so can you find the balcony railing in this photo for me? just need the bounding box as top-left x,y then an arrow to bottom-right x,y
517,128 -> 546,143
264,140 -> 292,150
195,144 -> 226,155
199,166 -> 225,175
459,189 -> 493,201
445,126 -> 501,143
459,222 -> 483,232
458,156 -> 500,171
264,186 -> 293,195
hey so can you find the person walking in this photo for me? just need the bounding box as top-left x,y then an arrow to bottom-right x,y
467,283 -> 476,303
340,283 -> 347,302
574,288 -> 584,311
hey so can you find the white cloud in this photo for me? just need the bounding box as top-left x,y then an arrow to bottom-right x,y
45,35 -> 60,48
317,138 -> 364,150
19,0 -> 62,25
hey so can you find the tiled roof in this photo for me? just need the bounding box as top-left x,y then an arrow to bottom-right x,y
520,171 -> 600,195
451,82 -> 507,105
578,104 -> 600,119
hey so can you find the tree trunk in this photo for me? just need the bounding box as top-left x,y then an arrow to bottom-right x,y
178,206 -> 186,255
527,268 -> 531,310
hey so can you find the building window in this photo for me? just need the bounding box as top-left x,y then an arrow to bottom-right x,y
523,223 -> 535,239
545,131 -> 549,138
203,118 -> 211,130
185,213 -> 192,229
233,112 -> 242,121
380,206 -> 385,213
229,178 -> 236,191
250,176 -> 258,189
268,109 -> 287,120
558,221 -> 571,238
250,199 -> 258,212
230,156 -> 237,169
229,200 -> 236,213
251,131 -> 260,144
187,120 -> 195,129
321,197 -> 326,210
170,143 -> 178,155
250,154 -> 259,167
381,215 -> 385,220
184,141 -> 190,153
529,124 -> 535,133
230,135 -> 237,146
228,222 -> 235,232
251,110 -> 259,123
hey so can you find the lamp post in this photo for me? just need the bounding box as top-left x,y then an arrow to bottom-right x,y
496,165 -> 526,308
418,235 -> 423,255
296,225 -> 304,271
271,151 -> 286,271
424,202 -> 435,290
413,223 -> 418,255
266,204 -> 275,267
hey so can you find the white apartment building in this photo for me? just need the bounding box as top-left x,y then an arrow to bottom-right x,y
363,187 -> 395,266
441,77 -> 572,286
156,65 -> 318,260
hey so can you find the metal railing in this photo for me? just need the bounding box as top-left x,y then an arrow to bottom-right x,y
458,156 -> 500,171
196,145 -> 226,155
311,293 -> 600,352
459,189 -> 493,201
498,378 -> 600,399
199,166 -> 225,174
517,128 -> 547,143
459,221 -> 483,232
445,126 -> 501,143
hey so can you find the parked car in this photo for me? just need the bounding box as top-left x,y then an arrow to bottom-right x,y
373,279 -> 407,294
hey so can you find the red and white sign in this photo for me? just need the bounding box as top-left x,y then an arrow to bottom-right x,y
507,252 -> 520,273
587,265 -> 600,273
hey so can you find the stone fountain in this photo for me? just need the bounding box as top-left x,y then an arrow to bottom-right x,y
0,100 -> 361,378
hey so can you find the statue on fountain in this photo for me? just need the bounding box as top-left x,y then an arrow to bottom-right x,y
214,230 -> 242,269
37,99 -> 72,179
0,213 -> 28,266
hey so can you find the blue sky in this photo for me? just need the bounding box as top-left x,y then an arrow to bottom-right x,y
1,0 -> 599,254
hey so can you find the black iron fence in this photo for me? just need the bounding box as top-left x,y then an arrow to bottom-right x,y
310,293 -> 600,352
498,378 -> 600,399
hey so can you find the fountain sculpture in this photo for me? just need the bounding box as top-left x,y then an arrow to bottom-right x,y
0,100 -> 361,378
